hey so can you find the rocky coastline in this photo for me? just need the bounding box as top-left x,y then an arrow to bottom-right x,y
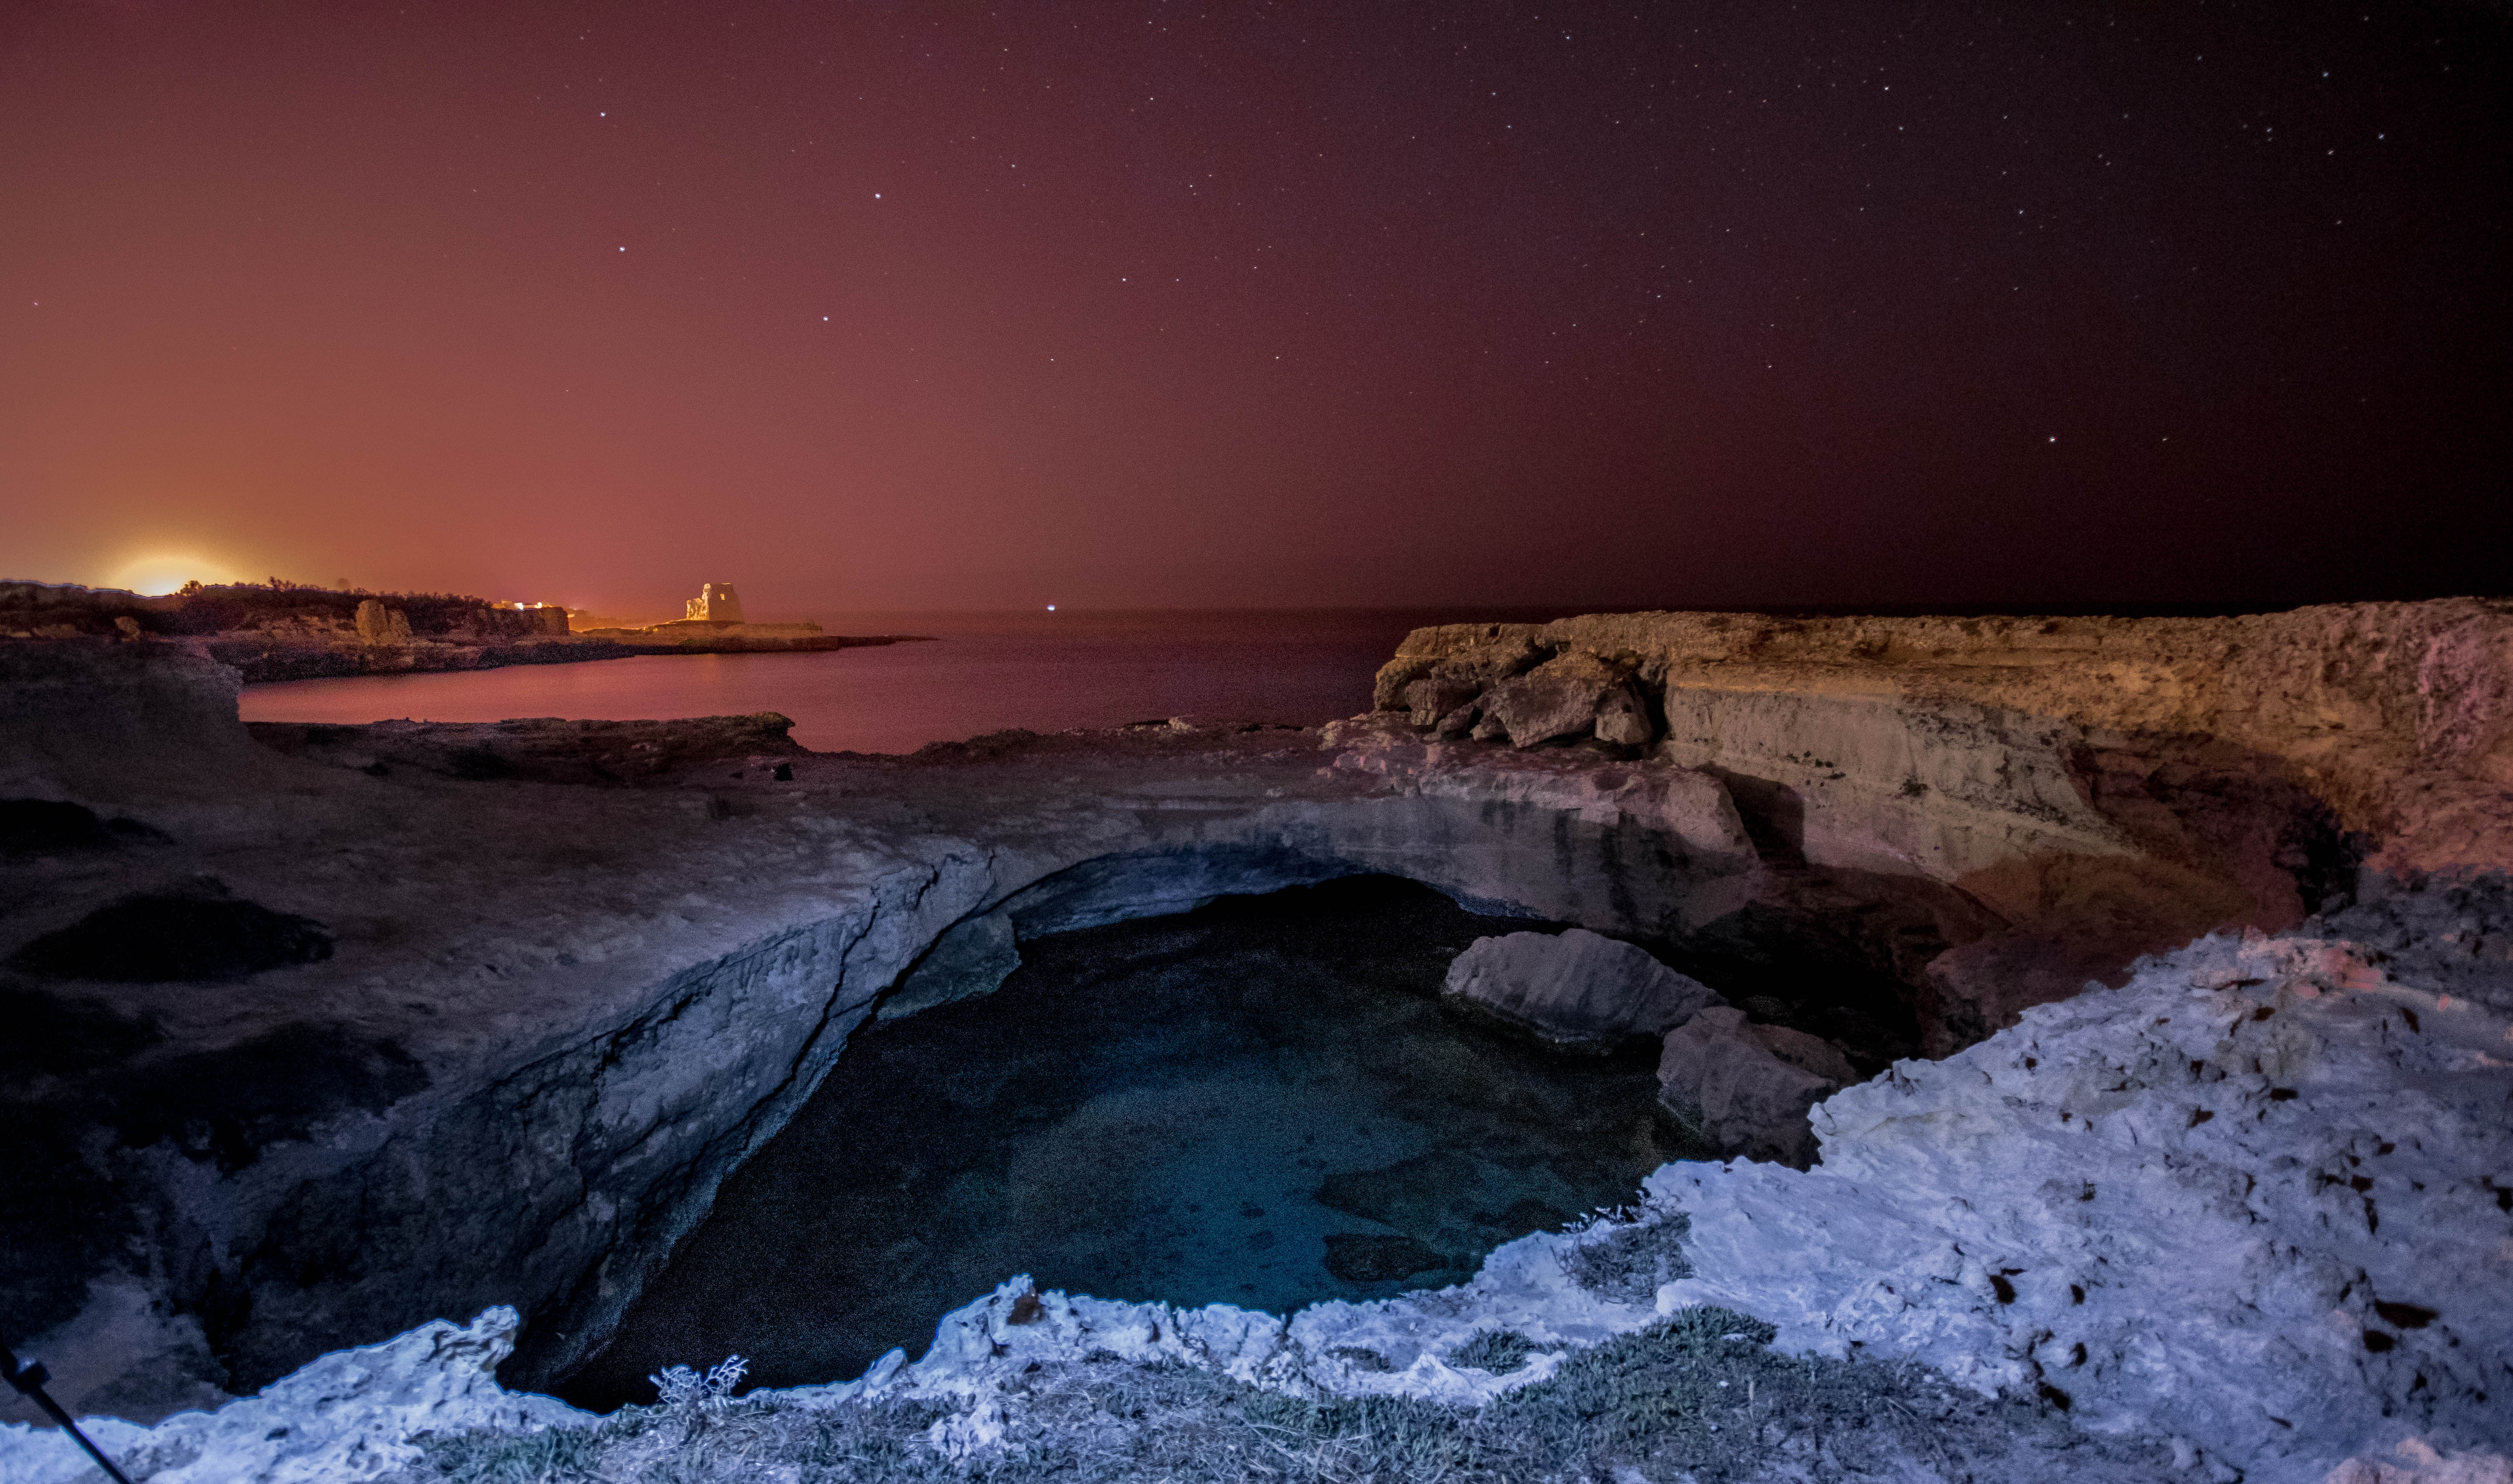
0,599 -> 2506,1483
1,579 -> 925,686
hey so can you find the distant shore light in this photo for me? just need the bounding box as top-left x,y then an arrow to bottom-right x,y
113,554 -> 230,595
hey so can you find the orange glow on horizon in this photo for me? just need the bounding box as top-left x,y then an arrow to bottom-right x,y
109,554 -> 238,597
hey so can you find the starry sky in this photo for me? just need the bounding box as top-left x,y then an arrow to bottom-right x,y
3,1 -> 2506,617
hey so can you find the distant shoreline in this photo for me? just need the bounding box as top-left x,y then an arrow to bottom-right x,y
0,577 -> 939,686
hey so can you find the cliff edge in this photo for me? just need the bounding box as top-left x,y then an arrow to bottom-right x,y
1364,600 -> 2513,1048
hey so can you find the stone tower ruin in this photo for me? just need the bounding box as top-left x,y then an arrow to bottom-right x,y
684,582 -> 745,624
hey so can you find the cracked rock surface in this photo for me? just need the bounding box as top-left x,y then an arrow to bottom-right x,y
4,925 -> 2503,1484
0,599 -> 2506,1484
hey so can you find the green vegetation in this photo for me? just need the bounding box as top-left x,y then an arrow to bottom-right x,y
414,1307 -> 2146,1483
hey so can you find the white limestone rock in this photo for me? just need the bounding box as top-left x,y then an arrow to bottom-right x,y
1647,929 -> 2513,1484
0,1306 -> 587,1484
1401,673 -> 1482,728
1442,927 -> 1723,1051
6,924 -> 2503,1484
352,600 -> 412,646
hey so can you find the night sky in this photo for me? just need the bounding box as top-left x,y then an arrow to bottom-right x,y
4,2 -> 2506,617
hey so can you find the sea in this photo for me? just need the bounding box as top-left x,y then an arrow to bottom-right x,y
235,608 -> 1555,754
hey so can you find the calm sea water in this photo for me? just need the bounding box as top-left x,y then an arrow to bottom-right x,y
237,609 -> 1547,754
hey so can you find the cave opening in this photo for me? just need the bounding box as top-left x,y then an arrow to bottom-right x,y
551,873 -> 1919,1412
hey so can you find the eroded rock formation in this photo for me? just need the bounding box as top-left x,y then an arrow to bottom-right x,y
1371,602 -> 2513,1052
0,646 -> 1768,1422
0,598 -> 2504,1481
6,925 -> 2503,1484
1440,927 -> 1721,1051
351,598 -> 412,645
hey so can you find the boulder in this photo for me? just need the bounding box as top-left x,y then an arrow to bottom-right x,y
1481,651 -> 1653,749
1442,928 -> 1723,1052
1401,674 -> 1482,728
354,599 -> 413,646
1655,1006 -> 1854,1166
1394,639 -> 1553,727
1593,683 -> 1654,746
1371,634 -> 1548,711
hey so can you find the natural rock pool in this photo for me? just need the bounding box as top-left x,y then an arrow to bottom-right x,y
554,876 -> 1703,1409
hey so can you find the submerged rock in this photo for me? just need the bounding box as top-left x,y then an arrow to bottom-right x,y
1653,1006 -> 1854,1166
1441,928 -> 1722,1051
245,712 -> 808,786
1321,1233 -> 1456,1284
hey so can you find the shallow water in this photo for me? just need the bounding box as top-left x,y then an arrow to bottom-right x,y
554,878 -> 1694,1409
239,607 -> 1552,753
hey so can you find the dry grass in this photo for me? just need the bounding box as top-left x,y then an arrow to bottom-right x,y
413,1307 -> 2170,1484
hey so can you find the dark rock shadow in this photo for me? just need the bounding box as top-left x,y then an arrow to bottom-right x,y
7,881 -> 332,983
0,798 -> 167,854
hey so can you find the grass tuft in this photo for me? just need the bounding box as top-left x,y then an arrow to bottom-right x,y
1446,1329 -> 1540,1374
1557,1207 -> 1694,1305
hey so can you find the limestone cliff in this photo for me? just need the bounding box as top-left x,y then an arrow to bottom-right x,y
0,647 -> 1762,1423
1372,601 -> 2513,1050
0,601 -> 2503,1464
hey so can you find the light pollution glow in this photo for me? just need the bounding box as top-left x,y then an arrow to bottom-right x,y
111,554 -> 237,597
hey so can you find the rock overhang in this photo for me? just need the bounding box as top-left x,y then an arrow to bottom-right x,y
0,600 -> 2506,1475
0,667 -> 1797,1416
10,924 -> 2502,1484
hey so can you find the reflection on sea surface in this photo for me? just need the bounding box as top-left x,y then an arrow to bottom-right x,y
238,608 -> 1559,754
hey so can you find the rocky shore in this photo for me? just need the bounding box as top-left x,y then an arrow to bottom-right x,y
1,579 -> 923,685
0,600 -> 2506,1483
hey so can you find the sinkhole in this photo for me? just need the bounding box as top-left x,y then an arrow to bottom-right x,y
554,875 -> 1916,1411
